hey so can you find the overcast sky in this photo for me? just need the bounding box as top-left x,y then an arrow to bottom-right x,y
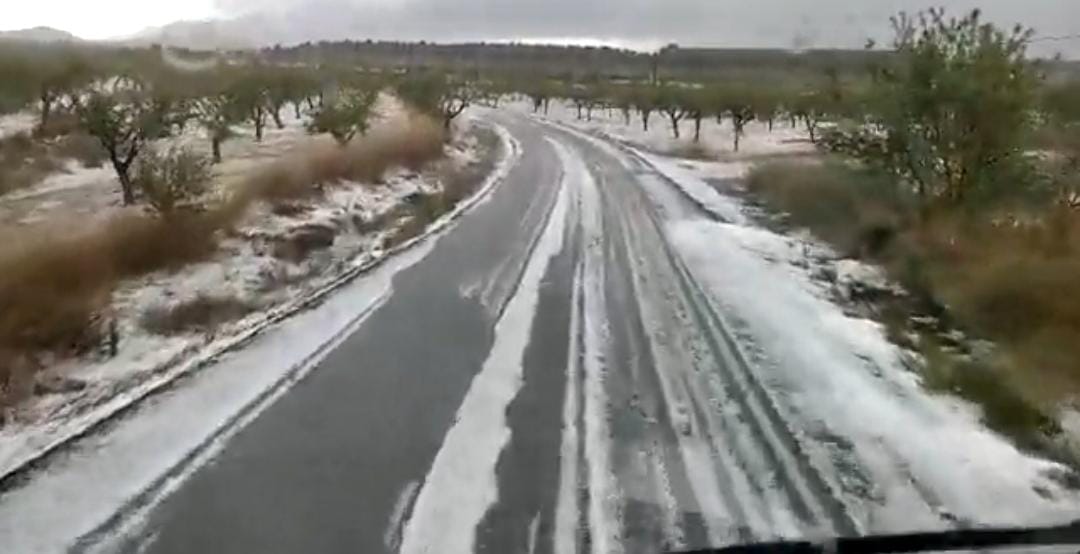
4,0 -> 1079,57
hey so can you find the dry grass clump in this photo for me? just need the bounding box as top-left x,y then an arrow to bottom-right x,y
748,159 -> 1080,440
232,115 -> 444,210
912,211 -> 1080,402
746,159 -> 911,258
382,126 -> 500,248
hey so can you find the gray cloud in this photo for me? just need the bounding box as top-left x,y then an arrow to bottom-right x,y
215,0 -> 1080,58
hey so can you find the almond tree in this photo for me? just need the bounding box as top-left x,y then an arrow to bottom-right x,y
308,86 -> 380,146
680,88 -> 710,143
656,85 -> 688,139
752,88 -> 781,132
633,86 -> 659,132
77,81 -> 170,205
195,93 -> 238,164
609,86 -> 635,126
525,81 -> 554,114
0,49 -> 36,115
396,73 -> 471,132
229,73 -> 271,142
837,8 -> 1037,204
31,51 -> 94,135
714,85 -> 758,152
790,90 -> 828,144
567,85 -> 592,121
265,69 -> 310,129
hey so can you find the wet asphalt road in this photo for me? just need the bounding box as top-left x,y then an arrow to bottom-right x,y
90,112 -> 858,553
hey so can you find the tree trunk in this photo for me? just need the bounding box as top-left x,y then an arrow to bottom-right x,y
212,137 -> 222,164
108,150 -> 136,205
576,104 -> 583,120
543,99 -> 550,115
117,168 -> 135,205
305,97 -> 317,111
642,111 -> 651,131
254,116 -> 265,142
293,102 -> 302,120
767,117 -> 774,132
271,107 -> 285,130
622,110 -> 631,126
669,114 -> 681,139
38,94 -> 53,135
694,117 -> 702,142
734,128 -> 742,152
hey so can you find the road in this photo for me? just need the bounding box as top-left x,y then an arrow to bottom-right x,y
4,111 -> 1077,553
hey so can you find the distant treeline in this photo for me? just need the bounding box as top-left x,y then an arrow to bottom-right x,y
257,40 -> 894,83
258,39 -> 1080,84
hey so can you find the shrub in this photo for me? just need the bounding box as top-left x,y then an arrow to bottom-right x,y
746,159 -> 912,257
132,147 -> 212,216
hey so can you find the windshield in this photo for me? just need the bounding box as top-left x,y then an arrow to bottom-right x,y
1,2 -> 1079,553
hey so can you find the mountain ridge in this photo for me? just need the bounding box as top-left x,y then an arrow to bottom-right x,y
0,26 -> 81,43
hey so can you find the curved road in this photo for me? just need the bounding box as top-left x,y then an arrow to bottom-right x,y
2,111 -> 1076,553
